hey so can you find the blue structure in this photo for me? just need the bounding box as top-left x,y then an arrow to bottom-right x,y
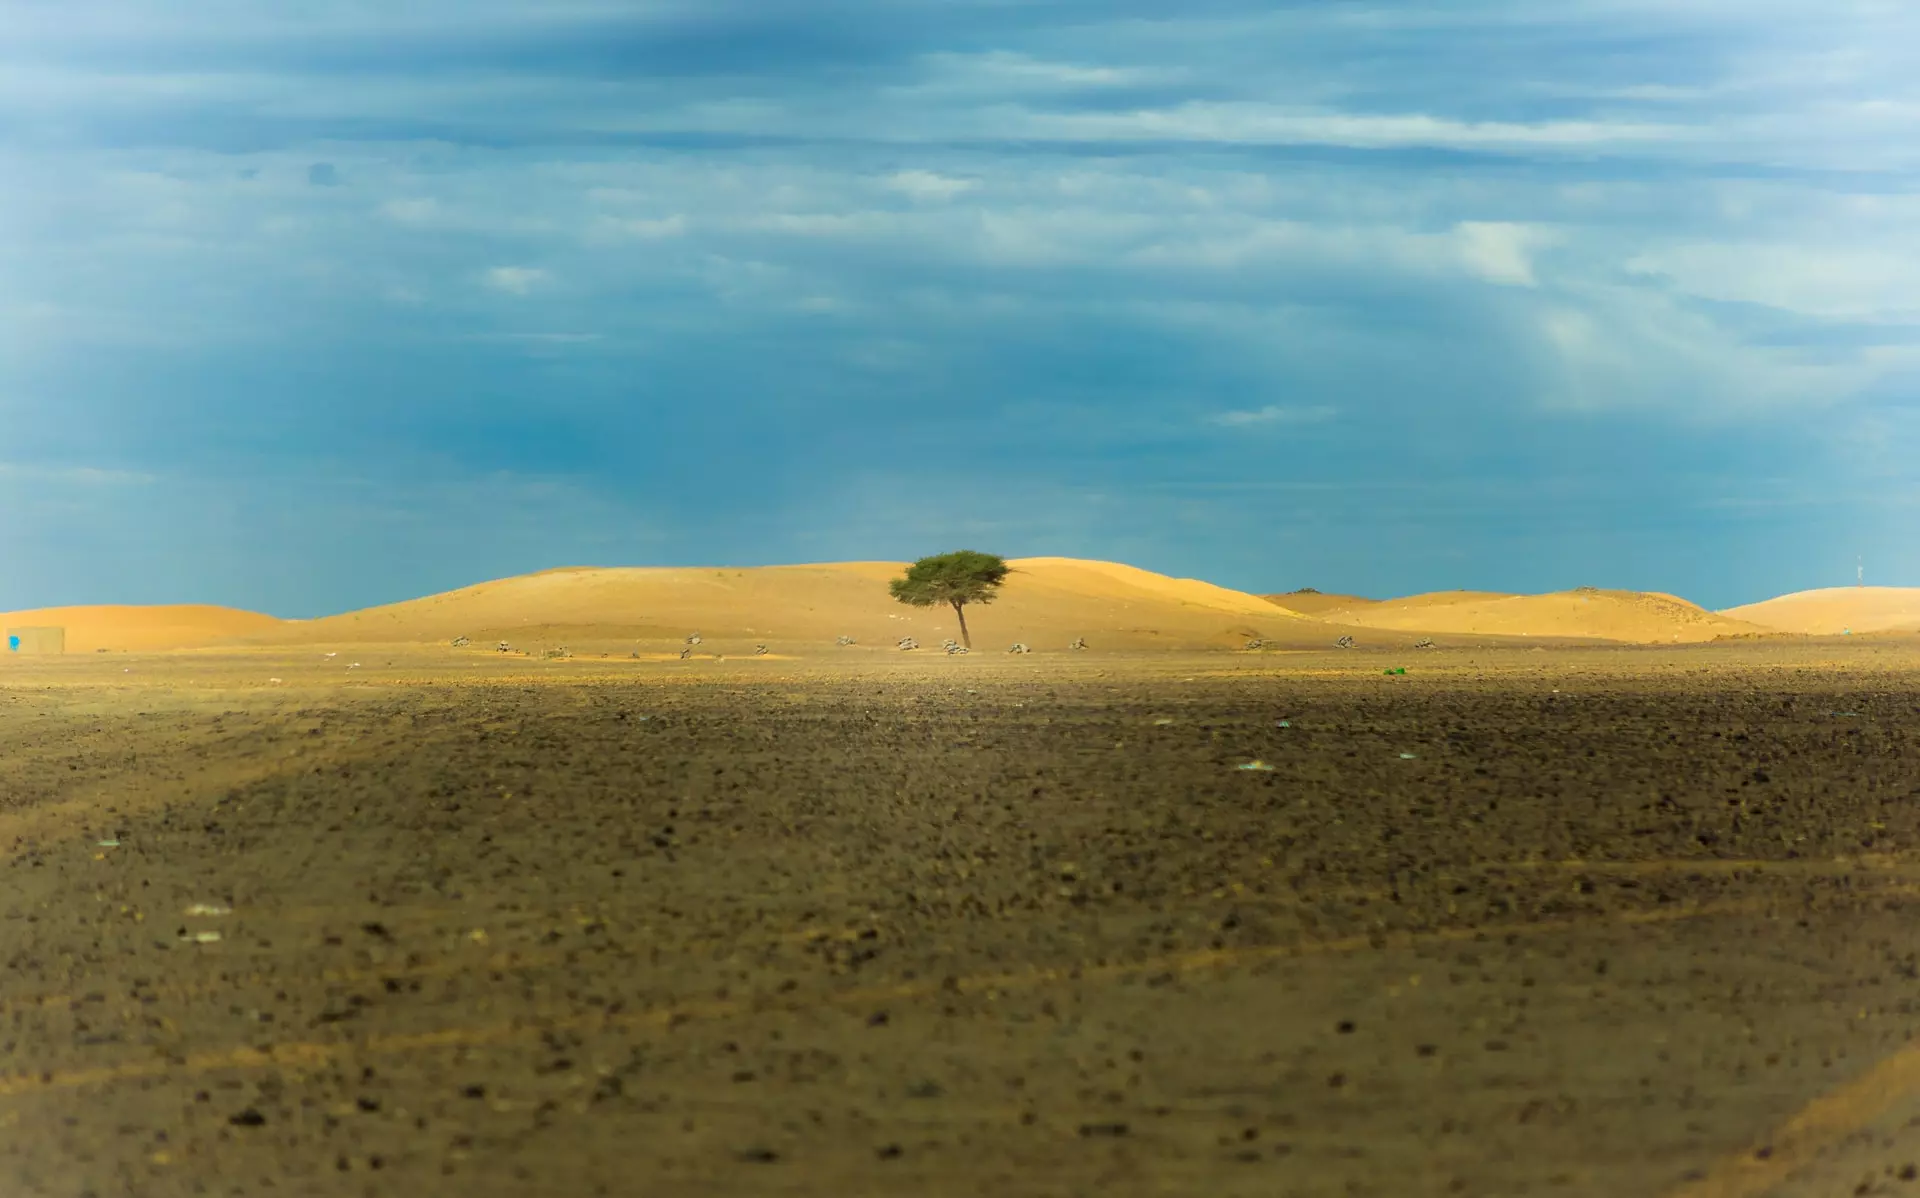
5,635 -> 17,652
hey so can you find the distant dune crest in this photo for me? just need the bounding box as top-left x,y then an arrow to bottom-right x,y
1270,586 -> 1767,643
3,560 -> 1314,653
1721,586 -> 1920,635
6,565 -> 1875,653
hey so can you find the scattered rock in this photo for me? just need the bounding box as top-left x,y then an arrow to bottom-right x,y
451,636 -> 470,647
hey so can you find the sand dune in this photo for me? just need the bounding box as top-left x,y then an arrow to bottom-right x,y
1260,589 -> 1379,617
1314,587 -> 1767,643
246,558 -> 1335,652
1722,587 -> 1920,635
0,604 -> 286,653
7,564 -> 1787,654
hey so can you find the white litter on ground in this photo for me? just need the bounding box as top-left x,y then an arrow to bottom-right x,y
185,903 -> 232,916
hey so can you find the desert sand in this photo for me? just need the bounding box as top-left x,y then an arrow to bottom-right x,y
1723,586 -> 1920,635
254,557 -> 1321,653
0,603 -> 284,653
1258,589 -> 1380,616
3,560 -> 1310,655
1302,586 -> 1769,643
3,561 -> 1817,656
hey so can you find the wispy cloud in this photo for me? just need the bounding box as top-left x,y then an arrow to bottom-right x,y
882,170 -> 977,201
483,266 -> 548,295
1208,405 -> 1338,428
1016,104 -> 1687,152
458,332 -> 603,344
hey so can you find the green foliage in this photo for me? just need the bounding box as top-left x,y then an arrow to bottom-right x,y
889,550 -> 1010,648
889,550 -> 1010,608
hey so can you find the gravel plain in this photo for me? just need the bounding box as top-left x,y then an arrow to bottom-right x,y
6,644 -> 1920,1196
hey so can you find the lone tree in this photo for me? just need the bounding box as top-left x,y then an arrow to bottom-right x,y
889,550 -> 1010,650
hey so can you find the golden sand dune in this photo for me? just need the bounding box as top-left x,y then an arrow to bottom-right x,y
1314,587 -> 1768,644
0,604 -> 286,653
1722,587 -> 1920,635
247,557 -> 1336,652
1260,590 -> 1379,617
9,563 -> 1779,654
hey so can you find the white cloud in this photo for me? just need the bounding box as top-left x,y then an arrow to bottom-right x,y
1532,286 -> 1920,415
1013,103 -> 1686,152
483,265 -> 547,295
883,170 -> 977,202
1209,405 -> 1338,428
911,51 -> 1169,95
1627,242 -> 1920,320
1454,221 -> 1553,287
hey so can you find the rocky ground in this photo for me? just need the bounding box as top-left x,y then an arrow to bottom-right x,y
6,644 -> 1920,1196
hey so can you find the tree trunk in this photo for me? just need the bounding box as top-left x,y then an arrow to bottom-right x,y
951,600 -> 971,649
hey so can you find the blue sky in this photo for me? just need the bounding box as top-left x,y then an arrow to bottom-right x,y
3,1 -> 1917,616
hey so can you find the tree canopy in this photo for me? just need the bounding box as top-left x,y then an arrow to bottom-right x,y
888,550 -> 1010,648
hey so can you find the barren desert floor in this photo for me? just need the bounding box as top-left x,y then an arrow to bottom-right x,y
8,643 -> 1920,1196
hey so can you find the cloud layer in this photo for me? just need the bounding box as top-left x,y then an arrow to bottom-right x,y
3,0 -> 1918,613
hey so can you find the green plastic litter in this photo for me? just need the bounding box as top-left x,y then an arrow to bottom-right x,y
1384,667 -> 1406,675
